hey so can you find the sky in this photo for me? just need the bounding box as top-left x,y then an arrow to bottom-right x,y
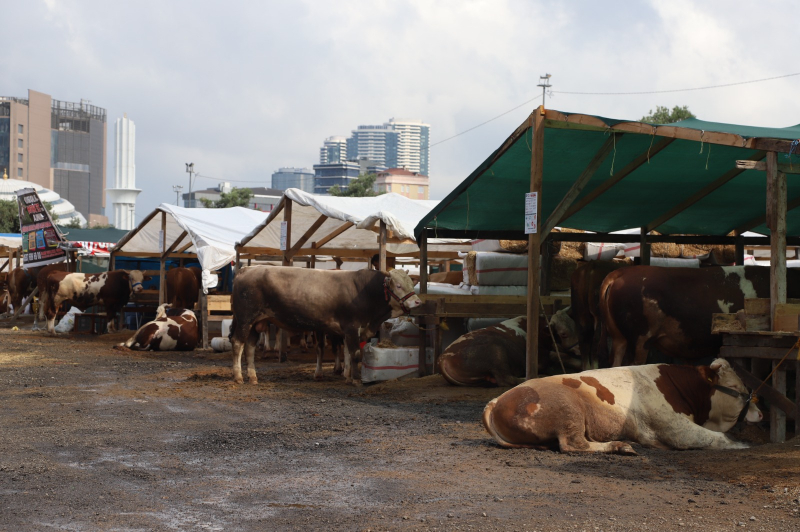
3,0 -> 798,225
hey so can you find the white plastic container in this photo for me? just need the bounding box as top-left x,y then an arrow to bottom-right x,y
361,345 -> 434,383
221,319 -> 233,339
211,337 -> 232,352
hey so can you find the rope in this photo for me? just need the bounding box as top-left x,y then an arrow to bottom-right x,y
540,299 -> 567,374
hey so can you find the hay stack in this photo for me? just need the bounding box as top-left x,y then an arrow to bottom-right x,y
556,228 -> 585,260
649,231 -> 681,258
465,251 -> 478,286
550,256 -> 579,291
498,240 -> 529,253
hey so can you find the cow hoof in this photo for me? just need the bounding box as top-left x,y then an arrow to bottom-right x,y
314,374 -> 323,381
278,354 -> 288,363
333,368 -> 343,376
613,442 -> 637,456
233,376 -> 244,385
248,377 -> 258,385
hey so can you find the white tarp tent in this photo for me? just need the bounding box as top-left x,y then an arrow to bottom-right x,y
112,204 -> 269,290
238,189 -> 467,256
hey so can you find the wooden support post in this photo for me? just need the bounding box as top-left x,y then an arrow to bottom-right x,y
735,232 -> 745,265
418,228 -> 428,377
158,212 -> 167,305
796,364 -> 800,429
282,199 -> 293,266
310,253 -> 316,269
541,239 -> 552,296
15,248 -> 20,268
766,152 -> 787,324
379,221 -> 387,271
771,361 -> 787,443
201,288 -> 209,350
526,106 -> 545,380
109,252 -> 116,271
640,228 -> 651,266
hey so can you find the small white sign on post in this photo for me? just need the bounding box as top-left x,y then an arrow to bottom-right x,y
524,192 -> 538,234
280,221 -> 288,251
158,230 -> 165,251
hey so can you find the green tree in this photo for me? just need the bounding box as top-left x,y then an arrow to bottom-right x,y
0,199 -> 60,232
199,187 -> 253,208
641,105 -> 696,124
329,173 -> 379,197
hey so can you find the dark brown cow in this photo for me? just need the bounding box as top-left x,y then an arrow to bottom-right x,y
550,261 -> 630,368
119,304 -> 198,351
229,266 -> 422,384
44,270 -> 149,334
34,262 -> 69,325
0,290 -> 9,314
483,358 -> 762,454
166,267 -> 200,310
7,267 -> 33,312
438,316 -> 554,387
428,270 -> 463,285
600,265 -> 800,366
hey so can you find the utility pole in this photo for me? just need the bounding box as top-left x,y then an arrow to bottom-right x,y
173,185 -> 183,206
537,73 -> 552,108
185,163 -> 195,207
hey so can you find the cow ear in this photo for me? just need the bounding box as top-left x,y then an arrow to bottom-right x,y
709,358 -> 728,373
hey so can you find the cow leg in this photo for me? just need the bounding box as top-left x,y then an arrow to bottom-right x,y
557,434 -> 636,455
231,339 -> 245,384
268,324 -> 277,352
45,295 -> 62,335
343,333 -> 362,384
277,329 -> 288,363
644,417 -> 749,451
244,328 -> 260,384
333,340 -> 343,375
314,332 -> 324,380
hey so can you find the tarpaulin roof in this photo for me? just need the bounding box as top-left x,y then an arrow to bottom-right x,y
416,109 -> 800,238
238,188 -> 470,256
113,204 -> 269,290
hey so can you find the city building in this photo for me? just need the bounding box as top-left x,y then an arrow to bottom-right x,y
374,168 -> 429,200
319,136 -> 347,165
0,90 -> 108,226
271,167 -> 315,193
343,118 -> 430,175
183,182 -> 283,212
106,114 -> 140,230
313,161 -> 361,195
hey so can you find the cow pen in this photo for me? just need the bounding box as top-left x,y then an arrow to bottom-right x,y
414,105 -> 800,443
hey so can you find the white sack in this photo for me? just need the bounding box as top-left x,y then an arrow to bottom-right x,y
361,345 -> 434,383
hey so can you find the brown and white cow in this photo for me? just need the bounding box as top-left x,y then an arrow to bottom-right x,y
550,261 -> 630,369
438,316 -> 554,387
0,290 -> 9,315
229,266 -> 422,384
166,266 -> 202,310
43,270 -> 149,334
428,270 -> 463,285
600,265 -> 800,367
483,358 -> 762,454
118,304 -> 198,351
7,267 -> 34,314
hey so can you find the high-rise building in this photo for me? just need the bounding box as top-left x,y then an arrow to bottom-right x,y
319,136 -> 347,165
271,167 -> 315,193
313,161 -> 361,195
0,90 -> 108,226
106,114 -> 141,230
343,118 -> 429,175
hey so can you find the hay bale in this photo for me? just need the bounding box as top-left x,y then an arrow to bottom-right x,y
556,228 -> 585,260
649,230 -> 681,258
550,256 -> 579,291
465,251 -> 478,286
498,240 -> 528,253
680,243 -> 712,258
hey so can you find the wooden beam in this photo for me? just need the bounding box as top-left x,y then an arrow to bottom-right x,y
736,159 -> 800,174
285,214 -> 328,259
526,106 -> 545,380
282,199 -> 293,266
646,151 -> 767,232
161,230 -> 188,260
640,228 -> 650,265
159,212 -> 167,305
418,227 -> 428,377
542,133 -> 621,238
311,221 -> 354,249
379,221 -> 387,271
560,137 -> 675,222
767,152 -> 787,325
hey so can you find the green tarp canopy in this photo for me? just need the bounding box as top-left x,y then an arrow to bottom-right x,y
416,109 -> 800,238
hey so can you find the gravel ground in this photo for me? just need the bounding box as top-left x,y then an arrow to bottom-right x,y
0,324 -> 798,532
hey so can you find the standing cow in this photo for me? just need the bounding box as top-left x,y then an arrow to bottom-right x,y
600,265 -> 800,367
43,270 -> 149,334
166,266 -> 202,310
7,267 -> 33,314
483,358 -> 762,454
119,304 -> 198,351
229,266 -> 422,384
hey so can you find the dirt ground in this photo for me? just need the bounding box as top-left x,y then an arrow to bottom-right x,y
1,323 -> 799,532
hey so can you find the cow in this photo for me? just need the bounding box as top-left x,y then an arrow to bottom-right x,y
438,316 -> 554,387
229,266 -> 422,384
600,265 -> 800,367
34,262 -> 70,326
482,358 -> 762,454
118,304 -> 198,351
428,270 -> 463,285
166,266 -> 201,310
43,270 -> 149,334
7,267 -> 33,314
0,290 -> 9,315
313,332 -> 344,380
549,261 -> 630,369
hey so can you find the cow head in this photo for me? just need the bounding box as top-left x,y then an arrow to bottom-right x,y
384,269 -> 422,317
126,270 -> 150,294
705,358 -> 762,432
156,303 -> 172,320
549,307 -> 580,356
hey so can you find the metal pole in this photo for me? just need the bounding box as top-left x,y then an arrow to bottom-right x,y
186,163 -> 194,207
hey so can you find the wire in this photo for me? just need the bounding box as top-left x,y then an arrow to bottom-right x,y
554,72 -> 800,96
429,94 -> 543,148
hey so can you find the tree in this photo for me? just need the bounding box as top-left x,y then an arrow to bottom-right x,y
329,173 -> 379,197
0,199 -> 59,233
640,105 -> 695,124
199,187 -> 253,208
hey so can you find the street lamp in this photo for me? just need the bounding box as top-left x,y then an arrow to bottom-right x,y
173,184 -> 183,206
185,163 -> 195,207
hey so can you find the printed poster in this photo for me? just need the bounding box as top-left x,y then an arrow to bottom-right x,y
16,188 -> 67,268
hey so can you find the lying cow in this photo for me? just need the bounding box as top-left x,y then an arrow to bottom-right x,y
600,265 -> 800,366
428,270 -> 463,285
550,261 -> 630,369
119,304 -> 198,351
229,266 -> 422,384
166,266 -> 202,310
438,316 -> 553,387
483,358 -> 762,454
43,270 -> 149,334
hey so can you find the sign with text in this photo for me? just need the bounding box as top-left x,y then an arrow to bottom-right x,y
16,188 -> 66,268
280,221 -> 288,250
524,192 -> 538,234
